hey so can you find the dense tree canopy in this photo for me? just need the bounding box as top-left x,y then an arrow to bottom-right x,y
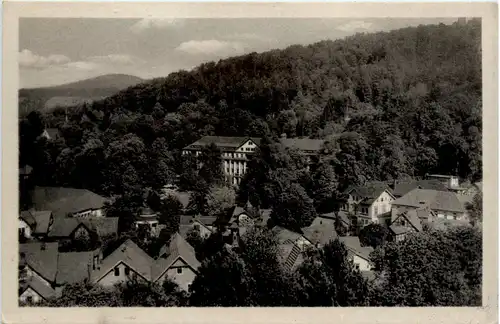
20,21 -> 481,205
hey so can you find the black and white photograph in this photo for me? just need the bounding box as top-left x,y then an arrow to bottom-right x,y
6,2 -> 496,317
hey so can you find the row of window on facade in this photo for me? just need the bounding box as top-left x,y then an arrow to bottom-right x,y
223,152 -> 252,159
341,204 -> 389,214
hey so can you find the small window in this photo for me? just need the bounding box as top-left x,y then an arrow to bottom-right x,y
125,266 -> 130,276
152,223 -> 157,228
355,264 -> 360,270
26,296 -> 33,303
177,268 -> 183,274
114,267 -> 120,276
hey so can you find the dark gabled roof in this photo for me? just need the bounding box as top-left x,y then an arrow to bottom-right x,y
30,211 -> 53,234
56,251 -> 94,285
19,242 -> 59,283
338,236 -> 373,261
20,211 -> 37,227
279,138 -> 325,152
153,233 -> 201,281
344,181 -> 393,202
47,218 -> 89,238
32,187 -> 108,218
183,136 -> 261,151
391,209 -> 423,232
48,217 -> 118,238
392,189 -> 465,213
92,239 -> 154,283
392,179 -> 448,197
20,275 -> 57,300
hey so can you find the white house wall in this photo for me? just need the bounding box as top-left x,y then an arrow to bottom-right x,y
19,287 -> 43,304
156,258 -> 197,292
19,219 -> 32,238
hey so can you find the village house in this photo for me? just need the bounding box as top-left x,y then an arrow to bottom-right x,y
182,136 -> 261,186
19,210 -> 54,241
18,242 -> 99,304
134,207 -> 163,237
338,236 -> 374,273
179,215 -> 217,239
339,182 -> 395,227
388,209 -> 424,242
41,128 -> 62,141
301,216 -> 338,248
31,186 -> 108,219
272,226 -> 313,272
391,179 -> 449,198
91,234 -> 200,292
391,188 -> 466,221
47,216 -> 119,242
425,174 -> 468,194
278,135 -> 325,170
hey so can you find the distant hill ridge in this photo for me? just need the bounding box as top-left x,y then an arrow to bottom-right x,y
19,74 -> 144,116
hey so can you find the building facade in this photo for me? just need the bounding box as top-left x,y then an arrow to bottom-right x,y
182,136 -> 261,186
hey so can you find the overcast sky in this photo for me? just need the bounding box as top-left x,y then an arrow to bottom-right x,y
19,18 -> 457,88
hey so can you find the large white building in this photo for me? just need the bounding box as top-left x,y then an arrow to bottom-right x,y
182,136 -> 261,186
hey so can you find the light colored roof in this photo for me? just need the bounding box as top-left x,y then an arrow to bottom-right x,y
153,233 -> 201,281
32,186 -> 108,218
184,136 -> 261,151
56,251 -> 94,285
279,138 -> 325,152
302,217 -> 338,246
392,188 -> 465,213
19,242 -> 59,282
92,239 -> 154,283
272,226 -> 306,245
338,236 -> 373,261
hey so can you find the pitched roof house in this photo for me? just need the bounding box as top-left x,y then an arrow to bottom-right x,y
91,234 -> 201,292
47,217 -> 119,240
338,236 -> 374,272
389,209 -> 423,242
392,179 -> 449,198
301,216 -> 338,248
179,215 -> 217,239
31,187 -> 108,219
279,137 -> 325,155
183,136 -> 261,152
392,188 -> 466,220
19,210 -> 54,239
340,182 -> 395,225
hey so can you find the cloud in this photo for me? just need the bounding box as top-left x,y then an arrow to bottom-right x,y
130,18 -> 184,33
175,40 -> 245,56
19,49 -> 71,69
64,61 -> 99,71
87,54 -> 144,66
336,20 -> 375,33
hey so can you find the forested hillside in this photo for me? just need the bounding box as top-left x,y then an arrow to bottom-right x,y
20,20 -> 482,202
